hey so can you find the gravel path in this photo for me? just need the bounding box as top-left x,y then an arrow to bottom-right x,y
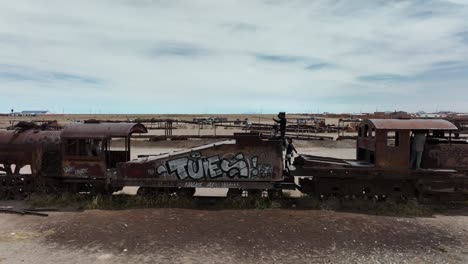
0,209 -> 467,263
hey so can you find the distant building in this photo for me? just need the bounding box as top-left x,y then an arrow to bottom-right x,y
9,110 -> 50,117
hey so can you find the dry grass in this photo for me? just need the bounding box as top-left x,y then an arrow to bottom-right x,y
25,193 -> 440,216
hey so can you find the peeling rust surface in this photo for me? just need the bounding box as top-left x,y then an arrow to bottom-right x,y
117,134 -> 283,183
367,119 -> 458,131
61,123 -> 147,139
0,130 -> 61,145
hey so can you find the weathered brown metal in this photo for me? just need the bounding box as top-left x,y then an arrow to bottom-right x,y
294,119 -> 468,201
116,133 -> 283,190
0,130 -> 61,176
1,118 -> 467,202
61,123 -> 147,139
423,143 -> 468,171
0,130 -> 61,145
367,119 -> 458,130
356,119 -> 459,170
0,128 -> 62,198
60,123 -> 147,180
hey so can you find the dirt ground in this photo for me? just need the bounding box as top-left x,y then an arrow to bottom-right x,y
0,208 -> 467,264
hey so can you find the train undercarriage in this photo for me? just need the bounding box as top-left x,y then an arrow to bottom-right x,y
294,155 -> 468,202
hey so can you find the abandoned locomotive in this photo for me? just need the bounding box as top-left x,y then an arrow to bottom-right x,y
0,119 -> 467,201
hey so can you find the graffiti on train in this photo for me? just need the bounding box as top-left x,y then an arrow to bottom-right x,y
149,152 -> 273,180
63,166 -> 89,177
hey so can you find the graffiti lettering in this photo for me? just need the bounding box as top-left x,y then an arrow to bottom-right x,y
183,182 -> 204,188
187,158 -> 204,179
206,156 -> 223,178
157,165 -> 167,175
63,166 -> 89,177
167,157 -> 189,179
205,182 -> 241,188
258,164 -> 273,178
183,182 -> 241,188
154,152 -> 273,180
221,154 -> 249,178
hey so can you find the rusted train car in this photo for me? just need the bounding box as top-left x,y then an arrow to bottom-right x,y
295,119 -> 468,201
115,133 -> 293,197
0,122 -> 293,198
0,122 -> 147,198
0,119 -> 467,201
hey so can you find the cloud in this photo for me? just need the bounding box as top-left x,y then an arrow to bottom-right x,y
358,74 -> 408,82
0,64 -> 102,84
455,31 -> 468,44
305,63 -> 332,70
0,0 -> 467,114
150,42 -> 208,58
223,22 -> 258,32
255,54 -> 305,64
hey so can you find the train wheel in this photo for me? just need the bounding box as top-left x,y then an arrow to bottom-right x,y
248,190 -> 269,198
176,188 -> 195,198
248,190 -> 262,198
268,189 -> 284,199
0,175 -> 33,200
137,187 -> 159,196
227,188 -> 244,199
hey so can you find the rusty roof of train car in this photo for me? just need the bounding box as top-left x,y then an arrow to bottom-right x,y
367,119 -> 458,130
0,129 -> 61,145
61,123 -> 148,139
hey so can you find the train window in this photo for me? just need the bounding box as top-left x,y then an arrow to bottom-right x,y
433,130 -> 445,138
371,128 -> 375,138
65,140 -> 78,155
78,139 -> 87,156
66,139 -> 103,156
386,131 -> 400,147
364,125 -> 369,137
91,140 -> 103,156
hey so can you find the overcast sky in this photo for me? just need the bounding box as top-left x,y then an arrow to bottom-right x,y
1,0 -> 468,114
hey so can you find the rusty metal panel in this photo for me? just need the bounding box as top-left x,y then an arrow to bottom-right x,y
368,119 -> 458,131
357,137 -> 375,151
423,143 -> 468,170
0,130 -> 61,176
62,159 -> 106,178
61,123 -> 147,139
0,130 -> 61,145
117,135 -> 283,182
375,130 -> 411,170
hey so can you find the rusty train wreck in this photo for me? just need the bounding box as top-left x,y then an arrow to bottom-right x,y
295,119 -> 468,201
0,119 -> 467,201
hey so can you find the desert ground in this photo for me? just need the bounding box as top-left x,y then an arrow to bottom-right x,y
0,207 -> 467,264
0,115 -> 467,263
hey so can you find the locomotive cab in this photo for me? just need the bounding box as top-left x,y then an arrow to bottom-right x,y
60,122 -> 147,179
357,119 -> 459,170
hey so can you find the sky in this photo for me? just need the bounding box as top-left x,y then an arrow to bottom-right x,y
0,0 -> 468,114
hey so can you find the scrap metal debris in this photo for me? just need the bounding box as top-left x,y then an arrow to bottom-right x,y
0,207 -> 56,217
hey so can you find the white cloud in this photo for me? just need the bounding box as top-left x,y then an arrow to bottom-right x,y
0,0 -> 467,113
